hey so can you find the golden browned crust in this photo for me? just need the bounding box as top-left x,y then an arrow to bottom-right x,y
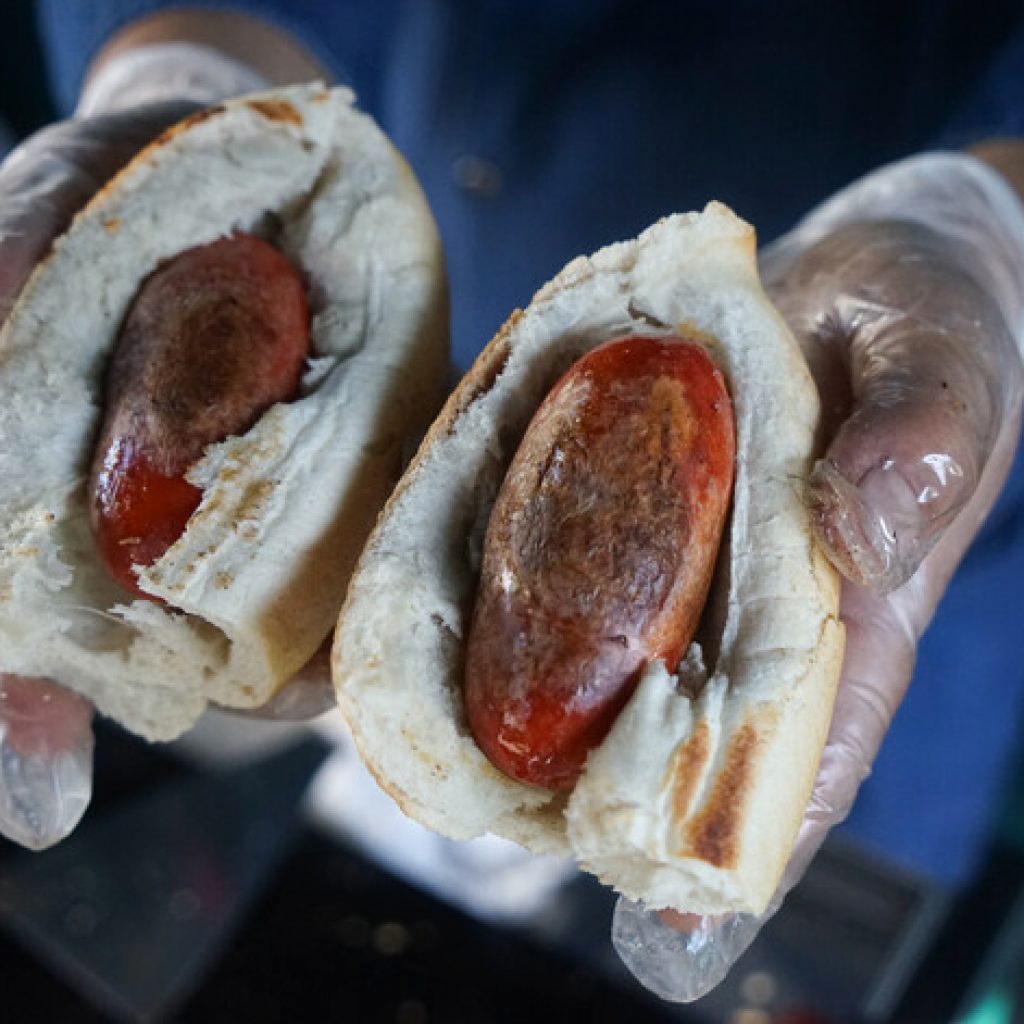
670,722 -> 710,824
157,104 -> 227,140
245,98 -> 303,126
678,718 -> 769,869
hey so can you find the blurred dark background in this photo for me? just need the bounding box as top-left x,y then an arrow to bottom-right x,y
0,1 -> 56,138
10,718 -> 1024,1024
3,2 -> 1024,1022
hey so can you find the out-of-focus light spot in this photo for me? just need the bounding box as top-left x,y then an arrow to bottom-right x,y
740,970 -> 778,1005
959,987 -> 1014,1024
730,1009 -> 772,1024
373,920 -> 410,955
452,154 -> 503,198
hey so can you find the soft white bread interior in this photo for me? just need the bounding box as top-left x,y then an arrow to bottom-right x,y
0,84 -> 447,740
332,203 -> 843,914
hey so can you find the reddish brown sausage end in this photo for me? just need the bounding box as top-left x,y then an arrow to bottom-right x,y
464,334 -> 735,790
89,232 -> 310,599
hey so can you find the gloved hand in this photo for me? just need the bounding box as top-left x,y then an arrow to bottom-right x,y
612,152 -> 1024,1001
0,43 -> 324,851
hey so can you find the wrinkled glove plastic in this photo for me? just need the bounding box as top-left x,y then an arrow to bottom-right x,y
613,152 -> 1024,1001
0,44 -> 269,851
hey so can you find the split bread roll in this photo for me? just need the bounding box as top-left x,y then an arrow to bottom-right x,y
0,84 -> 447,741
333,203 -> 844,916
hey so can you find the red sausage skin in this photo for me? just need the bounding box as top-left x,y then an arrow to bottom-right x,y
464,334 -> 735,791
89,233 -> 310,599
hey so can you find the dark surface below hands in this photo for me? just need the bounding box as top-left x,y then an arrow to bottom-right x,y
0,722 -> 683,1024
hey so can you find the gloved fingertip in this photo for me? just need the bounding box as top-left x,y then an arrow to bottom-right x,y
0,727 -> 93,851
611,897 -> 760,1002
804,457 -> 919,595
0,676 -> 95,850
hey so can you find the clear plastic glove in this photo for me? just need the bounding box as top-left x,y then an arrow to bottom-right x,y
0,44 -> 284,851
613,153 -> 1024,1001
0,675 -> 93,850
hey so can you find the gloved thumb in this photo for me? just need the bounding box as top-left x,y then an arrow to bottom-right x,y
764,218 -> 1022,594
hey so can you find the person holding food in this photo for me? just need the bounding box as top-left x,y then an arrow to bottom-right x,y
3,0 -> 1024,1002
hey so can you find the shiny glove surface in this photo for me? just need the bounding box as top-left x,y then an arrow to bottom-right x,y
613,153 -> 1024,1001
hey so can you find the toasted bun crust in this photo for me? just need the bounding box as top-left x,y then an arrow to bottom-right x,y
332,204 -> 843,914
0,84 -> 447,740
